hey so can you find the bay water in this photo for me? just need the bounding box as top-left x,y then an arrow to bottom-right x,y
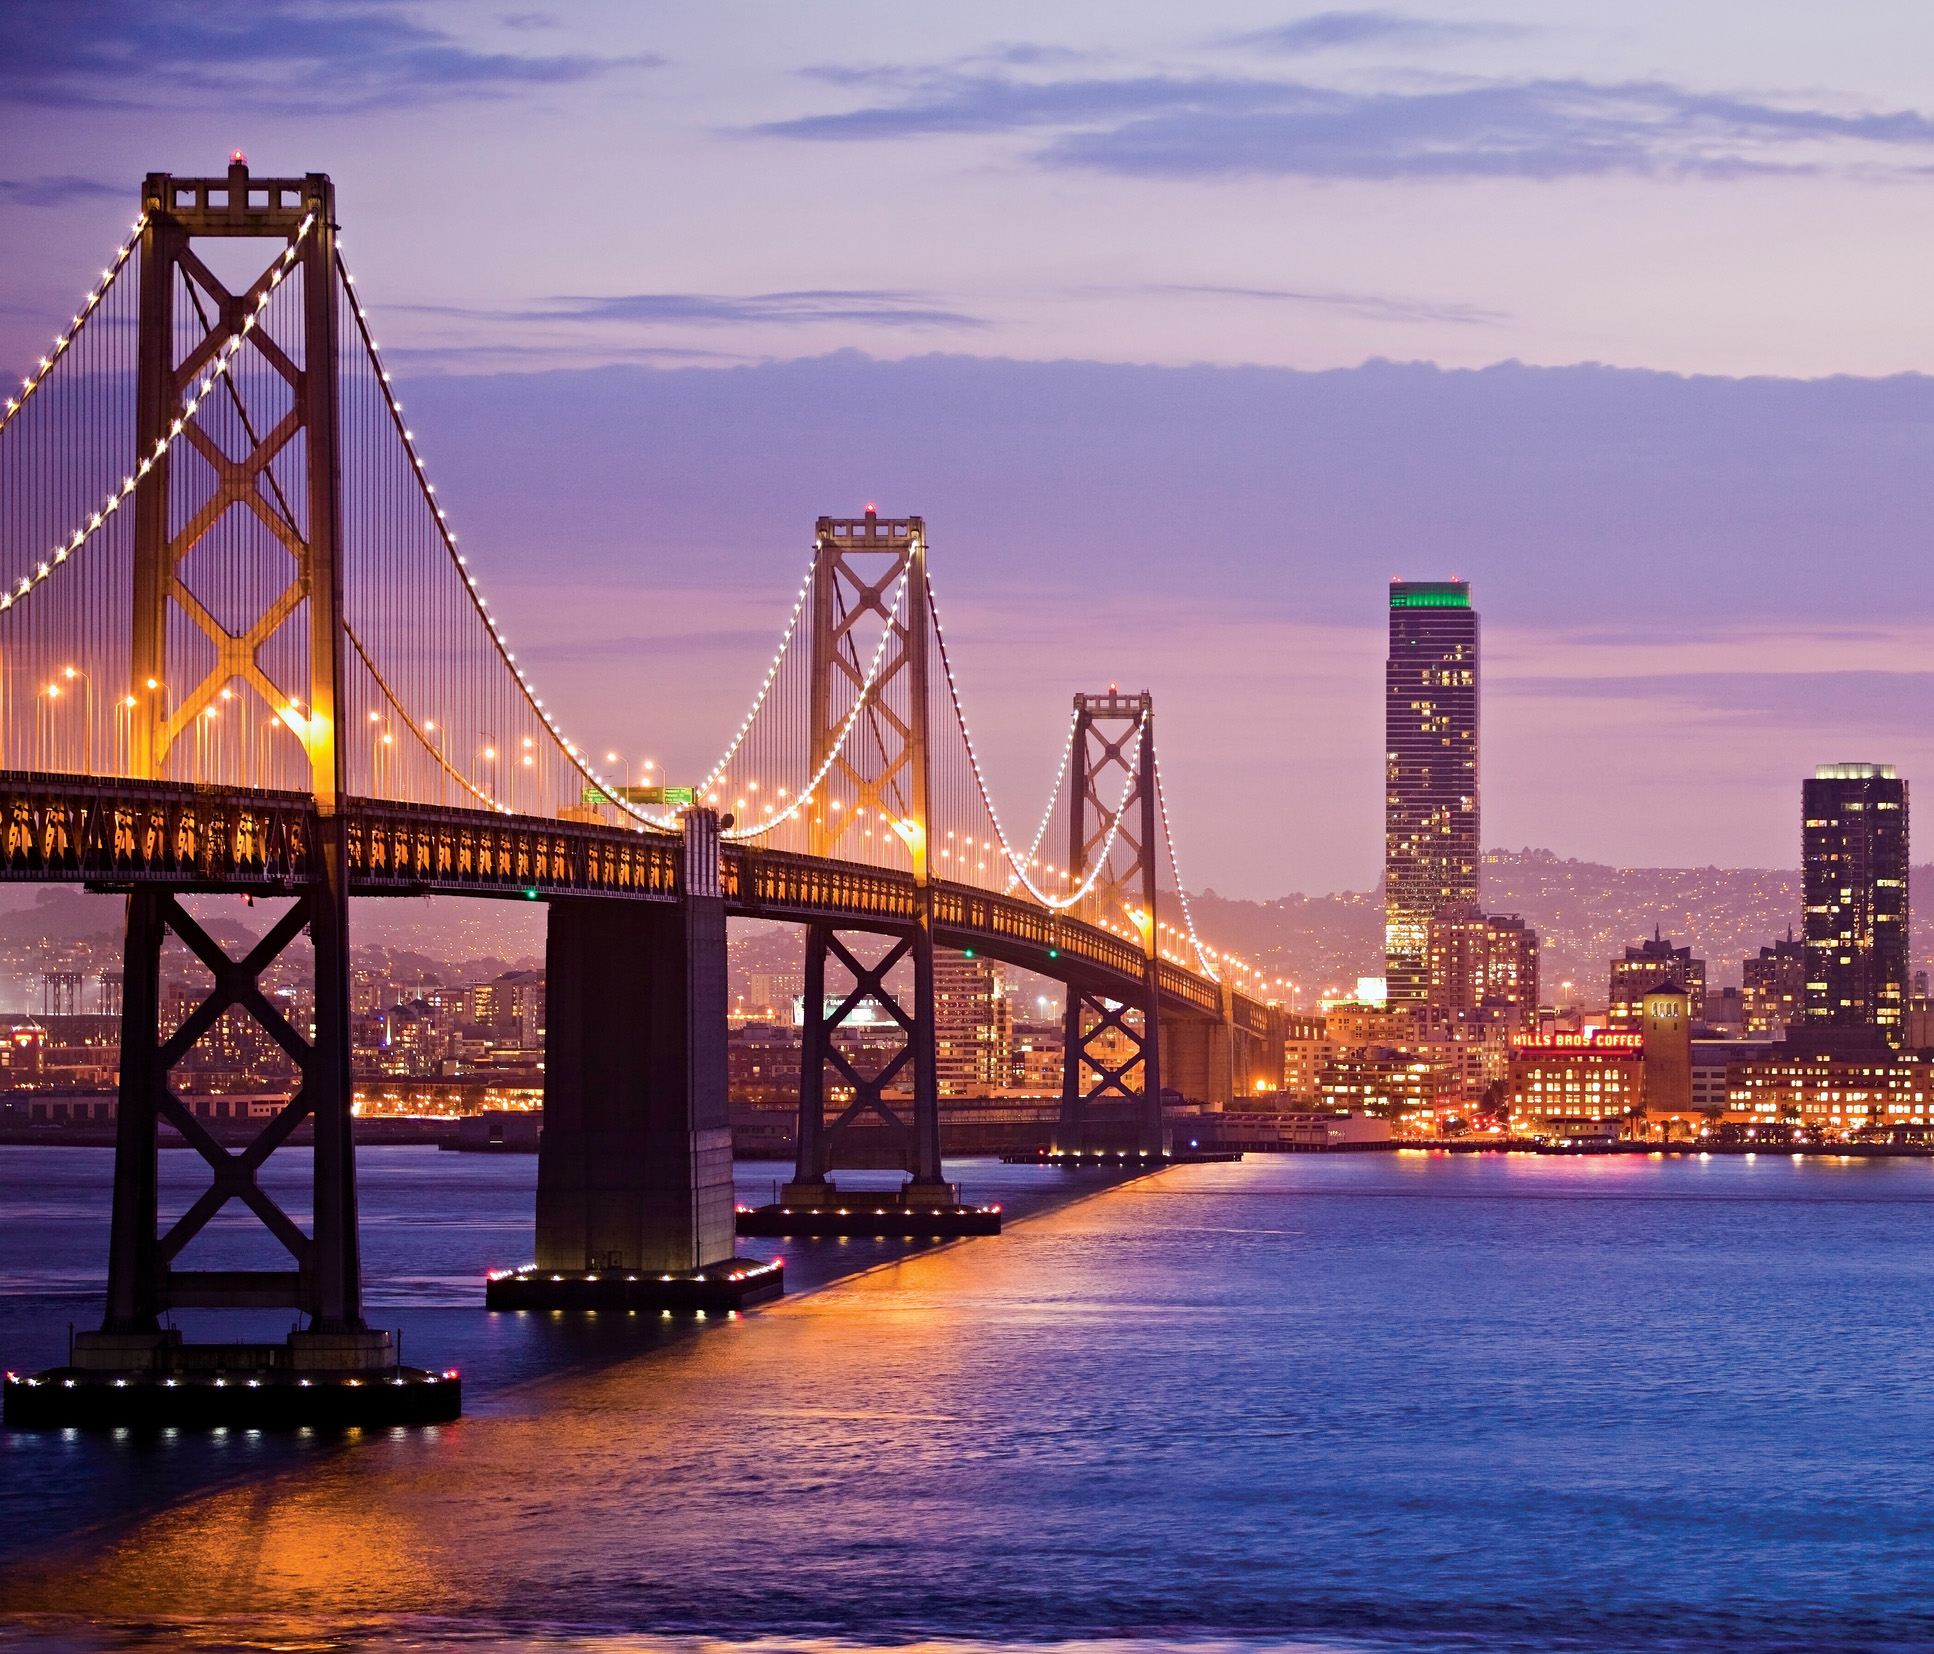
3,1146 -> 1933,1652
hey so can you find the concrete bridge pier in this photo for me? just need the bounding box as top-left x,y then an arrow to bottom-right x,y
501,810 -> 781,1311
1161,1013 -> 1234,1112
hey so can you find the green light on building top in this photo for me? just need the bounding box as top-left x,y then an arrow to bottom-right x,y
1390,581 -> 1470,609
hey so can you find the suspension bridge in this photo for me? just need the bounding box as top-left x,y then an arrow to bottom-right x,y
0,163 -> 1285,1425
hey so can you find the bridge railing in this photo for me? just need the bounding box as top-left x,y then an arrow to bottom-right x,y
725,845 -> 916,924
0,773 -> 316,887
1230,989 -> 1275,1037
344,800 -> 679,898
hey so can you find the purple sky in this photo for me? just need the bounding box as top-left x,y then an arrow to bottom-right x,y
4,2 -> 1933,895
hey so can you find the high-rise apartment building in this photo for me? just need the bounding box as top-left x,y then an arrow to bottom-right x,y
1607,933 -> 1705,1026
1742,932 -> 1805,1036
1385,580 -> 1479,1006
1425,907 -> 1540,1030
1803,763 -> 1909,1046
935,953 -> 1012,1097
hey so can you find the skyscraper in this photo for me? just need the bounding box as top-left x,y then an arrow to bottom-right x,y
1426,907 -> 1539,1030
1385,579 -> 1479,1006
1803,763 -> 1909,1046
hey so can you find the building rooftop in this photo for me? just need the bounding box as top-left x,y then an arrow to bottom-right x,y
1389,579 -> 1470,609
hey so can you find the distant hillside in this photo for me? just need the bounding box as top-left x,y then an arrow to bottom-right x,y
0,854 -> 1917,1014
1184,849 -> 1934,1006
0,889 -> 129,947
1180,886 -> 1384,1002
1478,850 -> 1802,997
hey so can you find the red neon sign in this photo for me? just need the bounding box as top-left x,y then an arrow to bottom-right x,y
1511,1030 -> 1642,1051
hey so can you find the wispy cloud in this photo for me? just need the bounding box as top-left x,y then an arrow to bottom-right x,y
363,290 -> 986,371
759,68 -> 1934,181
1497,670 -> 1934,734
0,0 -> 659,112
396,290 -> 982,330
1231,10 -> 1526,54
1155,282 -> 1504,325
0,175 -> 124,208
515,290 -> 986,329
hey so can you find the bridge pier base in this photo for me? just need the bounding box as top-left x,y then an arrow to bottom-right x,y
505,811 -> 779,1313
7,869 -> 461,1430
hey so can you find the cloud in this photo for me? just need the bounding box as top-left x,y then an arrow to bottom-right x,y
1496,670 -> 1934,735
1155,282 -> 1504,325
1232,10 -> 1524,54
759,69 -> 1934,181
530,290 -> 986,329
0,175 -> 124,208
357,291 -> 986,372
0,0 -> 659,112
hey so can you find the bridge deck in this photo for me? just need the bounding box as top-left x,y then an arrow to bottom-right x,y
0,773 -> 1244,1022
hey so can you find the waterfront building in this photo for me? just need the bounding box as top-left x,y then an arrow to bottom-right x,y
1803,763 -> 1909,1047
1727,1047 -> 1934,1137
1385,579 -> 1479,1007
1317,1044 -> 1460,1133
1743,932 -> 1805,1035
935,952 -> 1012,1097
1279,1011 -> 1334,1104
1009,1025 -> 1064,1094
1425,906 -> 1539,1029
1607,933 -> 1706,1026
728,1025 -> 804,1103
1508,1028 -> 1644,1137
1689,1037 -> 1774,1123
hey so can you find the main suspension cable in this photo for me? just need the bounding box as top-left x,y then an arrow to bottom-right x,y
927,576 -> 1137,911
335,244 -> 667,831
0,215 -> 146,439
0,215 -> 314,625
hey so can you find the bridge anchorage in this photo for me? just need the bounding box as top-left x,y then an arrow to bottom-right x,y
1,162 -> 1287,1424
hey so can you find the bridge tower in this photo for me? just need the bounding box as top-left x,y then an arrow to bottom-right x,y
1057,690 -> 1165,1154
787,510 -> 951,1206
94,163 -> 376,1361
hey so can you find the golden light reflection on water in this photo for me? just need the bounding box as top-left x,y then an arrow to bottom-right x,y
2,1174 -> 1157,1632
1,1634 -> 1342,1654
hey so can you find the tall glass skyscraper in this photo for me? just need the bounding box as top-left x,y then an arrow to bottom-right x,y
1802,763 -> 1908,1046
1385,580 -> 1479,1007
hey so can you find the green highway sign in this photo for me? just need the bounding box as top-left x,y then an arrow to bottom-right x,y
583,784 -> 696,807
